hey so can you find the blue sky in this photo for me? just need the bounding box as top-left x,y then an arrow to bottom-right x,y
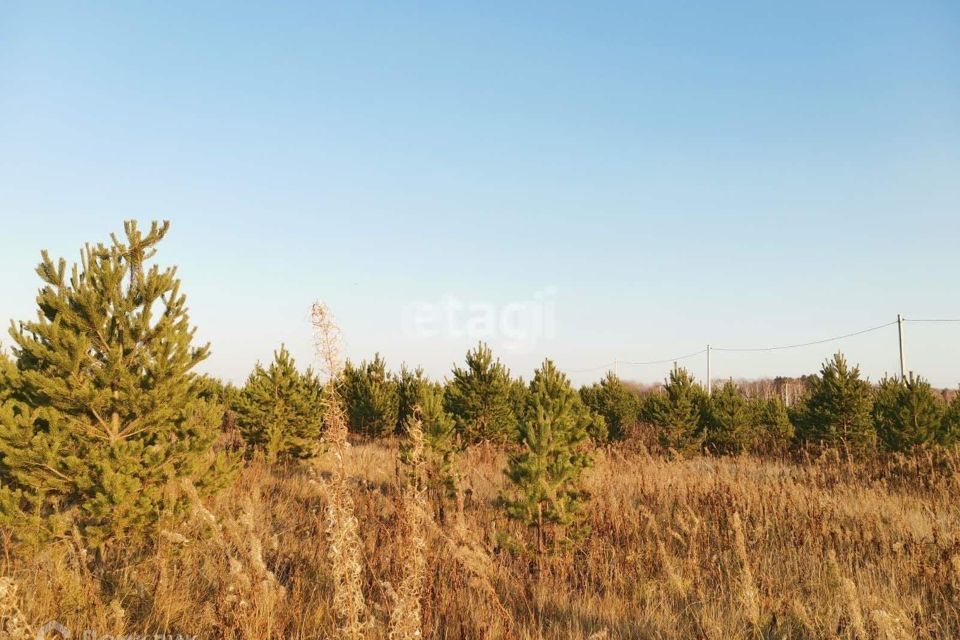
1,2 -> 958,387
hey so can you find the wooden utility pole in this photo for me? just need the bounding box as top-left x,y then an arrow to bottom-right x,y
706,344 -> 712,395
897,314 -> 906,378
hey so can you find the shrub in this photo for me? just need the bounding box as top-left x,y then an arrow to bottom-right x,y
444,342 -> 517,444
873,374 -> 945,451
234,345 -> 324,462
340,353 -> 400,438
793,353 -> 876,454
0,221 -> 236,551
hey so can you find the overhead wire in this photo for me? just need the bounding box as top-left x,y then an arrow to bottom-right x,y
565,317 -> 927,374
711,320 -> 898,353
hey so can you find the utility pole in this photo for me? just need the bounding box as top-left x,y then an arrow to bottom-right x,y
706,344 -> 712,395
897,314 -> 906,378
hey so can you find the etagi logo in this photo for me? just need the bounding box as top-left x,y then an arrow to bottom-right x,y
401,287 -> 557,354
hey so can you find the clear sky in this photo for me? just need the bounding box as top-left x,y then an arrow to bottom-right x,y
2,2 -> 959,388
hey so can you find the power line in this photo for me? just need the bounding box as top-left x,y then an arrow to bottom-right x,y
711,320 -> 897,353
566,316 -> 958,377
566,362 -> 617,373
619,348 -> 707,366
566,348 -> 707,374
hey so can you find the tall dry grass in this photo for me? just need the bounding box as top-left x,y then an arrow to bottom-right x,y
7,303 -> 955,638
3,441 -> 958,639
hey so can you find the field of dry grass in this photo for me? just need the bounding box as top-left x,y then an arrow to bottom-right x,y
3,441 -> 959,640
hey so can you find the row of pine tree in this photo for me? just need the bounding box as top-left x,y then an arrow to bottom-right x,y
224,343 -> 960,461
1,221 -> 959,556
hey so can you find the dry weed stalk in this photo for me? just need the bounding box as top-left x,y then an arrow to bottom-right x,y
311,301 -> 368,640
868,608 -> 912,640
731,512 -> 760,631
642,509 -> 688,599
387,415 -> 428,640
179,478 -> 283,621
0,577 -> 33,640
828,549 -> 867,640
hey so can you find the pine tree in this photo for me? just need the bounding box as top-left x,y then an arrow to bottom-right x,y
397,365 -> 440,434
340,353 -> 400,438
0,349 -> 14,404
397,366 -> 459,486
645,366 -> 706,453
508,376 -> 531,431
794,353 -> 875,453
234,345 -> 324,462
0,221 -> 235,551
579,372 -> 639,441
941,391 -> 960,446
444,342 -> 517,444
398,374 -> 459,514
872,374 -> 944,451
501,360 -> 592,550
749,396 -> 795,453
703,380 -> 754,453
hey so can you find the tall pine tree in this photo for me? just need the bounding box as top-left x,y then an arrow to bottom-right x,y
501,360 -> 592,550
444,342 -> 517,444
0,221 -> 235,550
234,345 -> 324,462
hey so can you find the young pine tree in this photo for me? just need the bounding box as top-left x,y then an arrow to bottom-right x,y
397,365 -> 445,433
234,345 -> 324,462
501,360 -> 593,550
872,374 -> 945,451
444,342 -> 517,444
794,353 -> 876,453
0,221 -> 235,551
340,353 -> 400,438
579,372 -> 639,441
645,366 -> 706,453
401,380 -> 462,521
749,396 -> 795,454
397,366 -> 460,498
0,349 -> 13,404
508,376 -> 531,429
940,391 -> 960,446
703,380 -> 754,454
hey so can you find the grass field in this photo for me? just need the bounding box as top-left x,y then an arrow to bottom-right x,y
4,440 -> 958,640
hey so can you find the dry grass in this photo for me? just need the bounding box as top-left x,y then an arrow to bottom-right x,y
3,443 -> 959,639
